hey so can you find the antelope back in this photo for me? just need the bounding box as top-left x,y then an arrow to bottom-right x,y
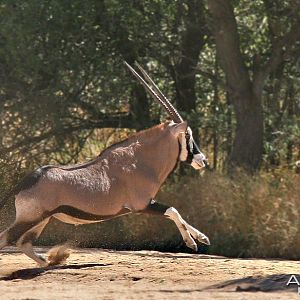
15,122 -> 185,217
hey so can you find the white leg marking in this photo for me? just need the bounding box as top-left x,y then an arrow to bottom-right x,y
164,207 -> 210,251
164,207 -> 197,251
184,223 -> 210,245
16,241 -> 48,267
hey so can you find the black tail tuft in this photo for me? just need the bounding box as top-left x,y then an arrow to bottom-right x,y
0,165 -> 54,210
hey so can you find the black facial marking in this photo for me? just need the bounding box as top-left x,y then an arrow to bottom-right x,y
50,205 -> 131,221
141,200 -> 170,215
186,153 -> 193,164
185,131 -> 202,164
192,141 -> 201,155
185,133 -> 194,163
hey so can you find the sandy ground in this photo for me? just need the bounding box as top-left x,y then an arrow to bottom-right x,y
0,247 -> 299,300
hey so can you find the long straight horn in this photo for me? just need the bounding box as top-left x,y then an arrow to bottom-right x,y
135,62 -> 183,123
124,62 -> 181,122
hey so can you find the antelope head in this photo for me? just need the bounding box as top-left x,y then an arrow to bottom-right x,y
125,62 -> 209,170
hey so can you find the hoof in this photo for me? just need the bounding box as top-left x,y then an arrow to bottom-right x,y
197,234 -> 210,246
185,240 -> 198,252
39,262 -> 49,268
37,255 -> 49,268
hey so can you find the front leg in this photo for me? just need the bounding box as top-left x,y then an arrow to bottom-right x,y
141,199 -> 210,251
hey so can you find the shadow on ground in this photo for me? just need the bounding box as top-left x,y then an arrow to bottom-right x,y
105,249 -> 225,260
210,274 -> 300,293
0,263 -> 112,281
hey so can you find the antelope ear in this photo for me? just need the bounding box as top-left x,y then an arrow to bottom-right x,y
169,121 -> 188,137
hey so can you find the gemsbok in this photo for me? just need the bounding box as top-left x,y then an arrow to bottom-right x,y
0,62 -> 210,266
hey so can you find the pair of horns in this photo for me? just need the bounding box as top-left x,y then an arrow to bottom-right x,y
125,62 -> 183,123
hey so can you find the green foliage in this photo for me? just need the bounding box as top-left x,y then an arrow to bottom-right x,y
0,0 -> 299,257
0,0 -> 299,171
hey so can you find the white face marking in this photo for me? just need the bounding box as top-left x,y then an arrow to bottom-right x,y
187,127 -> 193,136
191,153 -> 206,170
177,125 -> 207,169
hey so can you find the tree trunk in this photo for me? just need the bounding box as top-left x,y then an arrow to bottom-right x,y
229,90 -> 264,171
94,3 -> 151,130
173,0 -> 206,114
226,90 -> 233,163
212,59 -> 219,170
286,79 -> 295,166
121,56 -> 150,130
208,0 -> 264,172
130,83 -> 151,130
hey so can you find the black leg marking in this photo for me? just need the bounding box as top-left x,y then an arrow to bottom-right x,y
7,221 -> 40,245
22,231 -> 39,245
181,223 -> 188,231
141,200 -> 170,215
19,217 -> 52,245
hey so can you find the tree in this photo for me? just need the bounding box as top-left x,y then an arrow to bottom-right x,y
0,0 -> 299,178
207,0 -> 300,172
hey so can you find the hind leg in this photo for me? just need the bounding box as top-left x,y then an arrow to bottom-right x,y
16,218 -> 51,267
0,229 -> 9,250
0,220 -> 42,263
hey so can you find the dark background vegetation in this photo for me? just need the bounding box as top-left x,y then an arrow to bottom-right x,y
0,0 -> 299,258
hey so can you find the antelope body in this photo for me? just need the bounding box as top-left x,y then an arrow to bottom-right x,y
0,63 -> 210,266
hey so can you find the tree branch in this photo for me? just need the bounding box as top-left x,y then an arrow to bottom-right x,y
0,113 -> 134,156
253,22 -> 300,96
195,68 -> 229,92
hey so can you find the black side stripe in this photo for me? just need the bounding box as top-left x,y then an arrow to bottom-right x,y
49,205 -> 131,221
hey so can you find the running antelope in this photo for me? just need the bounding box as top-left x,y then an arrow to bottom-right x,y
0,62 -> 210,266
